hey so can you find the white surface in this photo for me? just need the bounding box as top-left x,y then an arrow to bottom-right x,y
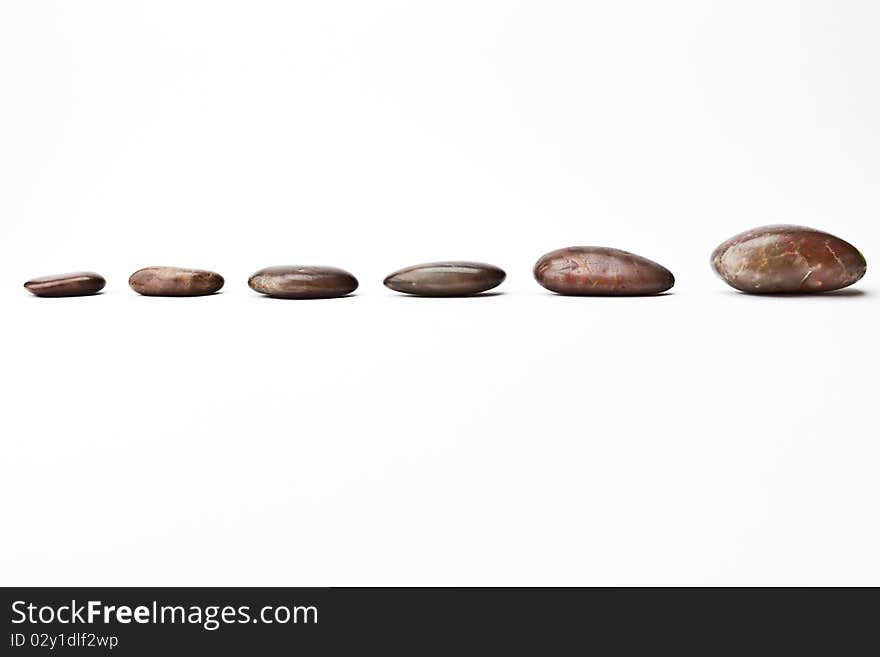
1,1 -> 877,586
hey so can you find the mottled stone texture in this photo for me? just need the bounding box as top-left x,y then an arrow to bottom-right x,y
129,267 -> 224,296
24,271 -> 106,297
711,225 -> 867,294
534,247 -> 675,296
384,261 -> 506,296
248,266 -> 358,299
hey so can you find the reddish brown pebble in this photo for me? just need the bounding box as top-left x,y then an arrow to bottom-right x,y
129,267 -> 224,296
248,266 -> 358,299
711,225 -> 867,294
24,271 -> 106,297
384,261 -> 506,296
533,247 -> 675,296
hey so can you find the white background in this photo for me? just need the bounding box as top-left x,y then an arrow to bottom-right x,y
1,1 -> 877,585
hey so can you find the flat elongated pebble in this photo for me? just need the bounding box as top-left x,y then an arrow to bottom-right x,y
534,247 -> 675,296
711,225 -> 867,294
129,267 -> 224,296
248,266 -> 358,299
383,261 -> 506,296
24,271 -> 106,297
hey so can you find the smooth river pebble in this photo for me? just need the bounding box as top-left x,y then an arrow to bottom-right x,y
129,267 -> 224,296
384,261 -> 506,296
248,266 -> 358,299
533,247 -> 675,295
24,271 -> 106,297
711,225 -> 867,294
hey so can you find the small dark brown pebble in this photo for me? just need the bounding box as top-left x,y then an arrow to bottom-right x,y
24,271 -> 106,297
534,247 -> 675,296
248,266 -> 358,299
711,225 -> 867,294
383,261 -> 506,296
129,267 -> 224,296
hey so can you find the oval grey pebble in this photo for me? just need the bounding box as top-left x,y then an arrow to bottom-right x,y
248,266 -> 358,299
24,271 -> 106,297
383,261 -> 506,296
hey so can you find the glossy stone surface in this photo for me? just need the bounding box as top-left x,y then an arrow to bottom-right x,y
129,267 -> 224,296
24,271 -> 106,297
534,247 -> 675,296
711,225 -> 867,294
384,261 -> 506,296
248,266 -> 358,299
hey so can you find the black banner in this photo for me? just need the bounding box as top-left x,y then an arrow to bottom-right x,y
1,587 -> 875,654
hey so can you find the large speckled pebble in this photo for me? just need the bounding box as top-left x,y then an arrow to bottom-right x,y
384,261 -> 506,296
129,267 -> 224,297
534,247 -> 675,296
24,271 -> 106,297
711,225 -> 867,294
248,266 -> 358,299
